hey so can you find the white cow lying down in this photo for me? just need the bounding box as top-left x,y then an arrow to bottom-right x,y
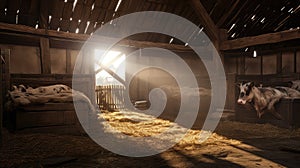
7,84 -> 95,111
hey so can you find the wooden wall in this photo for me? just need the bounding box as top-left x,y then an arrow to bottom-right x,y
0,44 -> 81,74
127,51 -> 211,102
224,50 -> 300,75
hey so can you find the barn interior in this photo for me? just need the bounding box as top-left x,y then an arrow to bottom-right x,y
1,0 -> 300,167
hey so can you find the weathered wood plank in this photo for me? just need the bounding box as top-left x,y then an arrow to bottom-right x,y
78,4 -> 94,34
68,0 -> 84,33
0,49 -> 3,146
0,22 -> 193,52
216,0 -> 239,27
0,0 -> 8,22
39,0 -> 49,29
6,0 -> 21,24
60,1 -> 73,32
18,0 -> 31,25
220,29 -> 300,50
0,32 -> 40,46
40,37 -> 51,74
277,52 -> 282,74
66,49 -> 72,73
49,0 -> 65,30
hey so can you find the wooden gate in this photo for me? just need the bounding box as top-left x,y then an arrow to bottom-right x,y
95,85 -> 125,111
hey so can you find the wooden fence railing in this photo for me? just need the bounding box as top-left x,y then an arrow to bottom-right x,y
95,85 -> 125,111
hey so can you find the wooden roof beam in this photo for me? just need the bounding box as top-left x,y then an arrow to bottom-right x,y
188,0 -> 221,44
0,22 -> 193,52
220,28 -> 300,51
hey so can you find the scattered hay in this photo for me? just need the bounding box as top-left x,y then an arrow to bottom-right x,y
1,110 -> 300,167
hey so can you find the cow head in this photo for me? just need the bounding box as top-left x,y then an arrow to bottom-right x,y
288,80 -> 300,91
237,81 -> 254,104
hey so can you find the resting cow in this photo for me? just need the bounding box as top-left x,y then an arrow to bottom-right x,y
237,82 -> 300,119
288,80 -> 300,91
7,84 -> 95,112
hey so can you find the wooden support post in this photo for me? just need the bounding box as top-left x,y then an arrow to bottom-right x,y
66,49 -> 72,74
294,49 -> 297,73
40,37 -> 51,74
0,50 -> 3,146
241,55 -> 245,75
0,48 -> 9,146
261,54 -> 263,75
277,52 -> 282,74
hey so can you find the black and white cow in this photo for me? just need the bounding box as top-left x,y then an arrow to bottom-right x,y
7,84 -> 95,112
237,82 -> 300,119
288,80 -> 300,91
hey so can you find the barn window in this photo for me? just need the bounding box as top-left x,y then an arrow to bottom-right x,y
94,49 -> 125,85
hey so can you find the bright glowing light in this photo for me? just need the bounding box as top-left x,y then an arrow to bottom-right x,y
72,0 -> 77,11
253,50 -> 257,58
228,23 -> 236,32
114,0 -> 122,12
94,49 -> 125,85
95,50 -> 121,66
112,54 -> 125,68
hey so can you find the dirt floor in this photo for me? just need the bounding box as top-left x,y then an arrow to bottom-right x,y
1,111 -> 300,168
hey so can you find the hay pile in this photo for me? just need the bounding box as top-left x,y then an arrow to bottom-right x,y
99,110 -> 241,149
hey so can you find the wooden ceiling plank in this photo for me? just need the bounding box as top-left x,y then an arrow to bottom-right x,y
60,1 -> 74,32
216,0 -> 240,27
220,29 -> 300,50
0,0 -> 8,22
6,0 -> 21,24
18,0 -> 31,25
78,2 -> 94,34
102,0 -> 120,24
225,0 -> 249,28
27,0 -> 39,26
69,0 -> 84,33
49,0 -> 65,30
39,0 -> 49,29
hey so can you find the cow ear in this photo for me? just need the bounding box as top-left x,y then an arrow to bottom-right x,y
249,81 -> 254,88
12,85 -> 17,91
288,81 -> 293,87
235,83 -> 241,88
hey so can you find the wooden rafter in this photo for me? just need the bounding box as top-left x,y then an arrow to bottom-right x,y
188,0 -> 220,43
95,52 -> 124,74
220,29 -> 300,51
96,62 -> 125,85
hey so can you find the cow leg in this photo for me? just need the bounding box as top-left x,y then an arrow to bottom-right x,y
255,105 -> 265,118
267,97 -> 283,120
258,110 -> 265,118
268,106 -> 283,120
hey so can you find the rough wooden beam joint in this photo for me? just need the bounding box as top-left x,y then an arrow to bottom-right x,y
221,29 -> 300,51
